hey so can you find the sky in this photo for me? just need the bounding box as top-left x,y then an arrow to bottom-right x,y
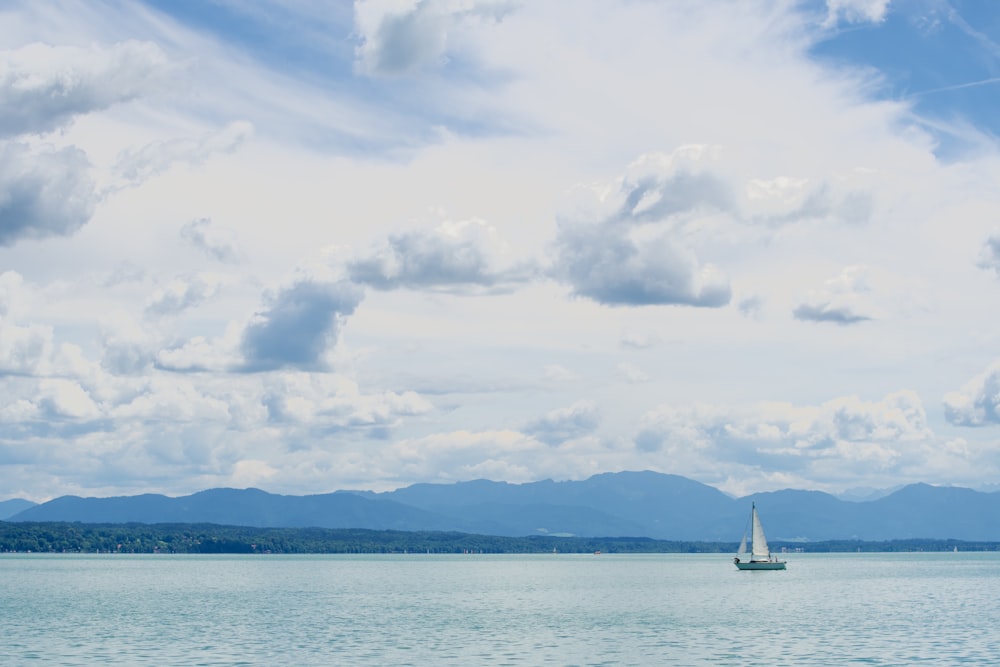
3,0 -> 1000,502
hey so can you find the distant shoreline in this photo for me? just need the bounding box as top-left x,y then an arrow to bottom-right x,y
2,522 -> 997,554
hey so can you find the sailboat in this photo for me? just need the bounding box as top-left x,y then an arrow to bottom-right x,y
733,502 -> 786,570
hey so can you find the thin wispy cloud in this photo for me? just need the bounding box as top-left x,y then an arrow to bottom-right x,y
909,77 -> 1000,98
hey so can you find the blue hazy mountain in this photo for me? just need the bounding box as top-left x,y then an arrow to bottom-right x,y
360,471 -> 739,540
0,498 -> 36,520
7,472 -> 1000,541
8,489 -> 455,532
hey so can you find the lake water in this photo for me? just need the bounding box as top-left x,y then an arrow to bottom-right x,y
3,552 -> 999,665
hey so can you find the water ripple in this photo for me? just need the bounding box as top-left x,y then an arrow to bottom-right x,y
2,552 -> 998,665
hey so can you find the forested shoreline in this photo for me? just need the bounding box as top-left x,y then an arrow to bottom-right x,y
2,522 -> 998,554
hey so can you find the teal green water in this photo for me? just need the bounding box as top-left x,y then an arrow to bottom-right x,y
2,552 -> 999,665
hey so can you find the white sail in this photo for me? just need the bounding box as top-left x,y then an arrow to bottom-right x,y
750,504 -> 770,560
734,503 -> 786,570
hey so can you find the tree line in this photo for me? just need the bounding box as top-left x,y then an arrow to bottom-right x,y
2,521 -> 997,554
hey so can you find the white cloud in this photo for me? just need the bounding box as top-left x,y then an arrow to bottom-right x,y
37,379 -> 101,420
144,273 -> 227,318
977,231 -> 1000,276
522,400 -> 600,445
353,0 -> 514,77
155,331 -> 243,373
635,390 -> 932,487
0,271 -> 88,376
549,148 -> 734,307
110,377 -> 231,423
261,372 -> 433,429
616,362 -> 649,383
180,218 -> 242,264
617,327 -> 660,349
99,310 -> 155,375
383,429 -> 547,483
743,172 -> 875,226
543,364 -> 578,383
6,0 -> 1000,500
0,40 -> 173,138
348,217 -> 537,293
229,459 -> 279,488
113,121 -> 253,188
0,319 -> 56,375
943,362 -> 1000,427
0,396 -> 39,423
737,295 -> 764,318
551,220 -> 732,307
0,141 -> 97,246
823,0 -> 891,28
792,265 -> 876,324
241,277 -> 364,372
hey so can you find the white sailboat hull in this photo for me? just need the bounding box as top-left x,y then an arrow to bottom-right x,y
734,558 -> 786,571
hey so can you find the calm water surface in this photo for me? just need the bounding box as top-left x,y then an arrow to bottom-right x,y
2,552 -> 999,665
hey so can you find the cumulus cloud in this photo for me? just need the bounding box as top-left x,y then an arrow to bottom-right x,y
977,232 -> 1000,276
0,393 -> 39,424
353,0 -> 514,77
737,295 -> 764,318
543,364 -> 578,382
792,265 -> 875,324
619,330 -> 659,349
552,220 -> 731,307
139,371 -> 428,479
36,379 -> 102,421
611,148 -> 734,223
522,400 -> 600,445
383,429 -> 546,483
0,271 -> 86,377
241,278 -> 364,371
0,141 -> 97,246
635,390 -> 931,480
792,301 -> 871,324
743,174 -> 875,226
616,362 -> 649,383
99,311 -> 155,375
111,377 -> 232,423
113,121 -> 253,187
0,318 -> 55,375
943,362 -> 1000,427
0,272 -> 43,369
155,333 -> 241,373
348,218 -> 536,293
551,149 -> 732,307
180,218 -> 242,264
101,262 -> 146,288
260,372 -> 433,431
0,40 -> 172,138
0,377 -> 107,443
155,271 -> 362,374
822,0 -> 891,28
561,147 -> 733,226
144,274 -> 227,318
0,363 -> 439,496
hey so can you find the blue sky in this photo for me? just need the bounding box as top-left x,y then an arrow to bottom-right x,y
810,0 -> 1000,156
3,0 -> 1000,502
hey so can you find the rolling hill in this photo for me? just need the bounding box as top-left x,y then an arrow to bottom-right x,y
7,471 -> 1000,541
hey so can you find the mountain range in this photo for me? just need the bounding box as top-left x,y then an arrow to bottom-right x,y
6,471 -> 1000,542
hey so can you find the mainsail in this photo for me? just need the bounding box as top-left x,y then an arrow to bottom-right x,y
750,504 -> 770,560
